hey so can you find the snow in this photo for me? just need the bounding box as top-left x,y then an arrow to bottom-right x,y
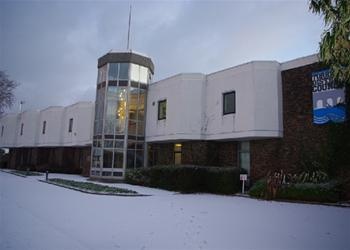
1,171 -> 349,250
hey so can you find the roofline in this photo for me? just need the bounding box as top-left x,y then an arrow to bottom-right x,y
98,51 -> 154,74
281,54 -> 319,71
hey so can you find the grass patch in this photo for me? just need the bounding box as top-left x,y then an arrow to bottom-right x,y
11,170 -> 43,176
48,178 -> 137,195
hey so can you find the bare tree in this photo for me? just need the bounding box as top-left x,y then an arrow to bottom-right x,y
0,71 -> 19,115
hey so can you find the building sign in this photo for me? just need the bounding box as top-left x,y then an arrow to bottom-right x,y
312,69 -> 346,124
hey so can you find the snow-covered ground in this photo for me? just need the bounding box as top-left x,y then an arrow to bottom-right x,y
1,171 -> 349,250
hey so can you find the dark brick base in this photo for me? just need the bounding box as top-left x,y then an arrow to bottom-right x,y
8,147 -> 91,176
148,141 -> 238,167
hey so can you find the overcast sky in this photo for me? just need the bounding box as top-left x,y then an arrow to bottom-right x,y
0,0 -> 324,113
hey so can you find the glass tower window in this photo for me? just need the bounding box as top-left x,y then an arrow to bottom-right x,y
119,63 -> 129,80
92,55 -> 153,178
109,63 -> 119,81
139,66 -> 148,84
98,65 -> 107,83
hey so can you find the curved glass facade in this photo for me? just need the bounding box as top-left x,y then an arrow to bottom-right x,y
91,55 -> 153,179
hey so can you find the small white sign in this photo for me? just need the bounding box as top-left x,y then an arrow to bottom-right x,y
240,174 -> 248,181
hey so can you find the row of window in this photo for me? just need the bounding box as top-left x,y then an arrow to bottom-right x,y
15,118 -> 74,136
156,91 -> 236,120
98,63 -> 150,84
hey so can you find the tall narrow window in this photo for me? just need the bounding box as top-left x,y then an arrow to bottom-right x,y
20,123 -> 24,136
174,143 -> 182,165
238,141 -> 250,175
1,126 -> 3,137
158,100 -> 167,120
42,121 -> 46,134
223,91 -> 236,115
68,118 -> 73,133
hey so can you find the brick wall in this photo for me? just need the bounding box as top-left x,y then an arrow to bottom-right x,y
250,62 -> 331,181
149,141 -> 238,167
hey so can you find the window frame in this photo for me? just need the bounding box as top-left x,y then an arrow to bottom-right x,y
42,121 -> 46,134
68,118 -> 73,133
158,99 -> 167,120
223,91 -> 236,115
20,123 -> 24,136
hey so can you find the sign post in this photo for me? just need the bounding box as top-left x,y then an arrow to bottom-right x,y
240,174 -> 248,194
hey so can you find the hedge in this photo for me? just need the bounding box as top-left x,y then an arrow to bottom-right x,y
249,179 -> 340,203
125,165 -> 246,194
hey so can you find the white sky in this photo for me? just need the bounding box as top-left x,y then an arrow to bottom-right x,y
0,0 -> 324,113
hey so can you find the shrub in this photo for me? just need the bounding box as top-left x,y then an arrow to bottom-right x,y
249,179 -> 267,198
126,165 -> 245,194
277,181 -> 340,203
249,178 -> 340,203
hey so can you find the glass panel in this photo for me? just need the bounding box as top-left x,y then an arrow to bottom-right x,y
239,141 -> 250,174
127,150 -> 136,169
240,141 -> 250,152
102,171 -> 112,176
93,140 -> 101,147
119,63 -> 129,80
92,148 -> 102,168
158,100 -> 167,120
113,151 -> 123,169
174,152 -> 182,165
137,121 -> 144,136
103,149 -> 113,168
104,119 -> 115,135
94,120 -> 103,135
174,143 -> 182,152
130,63 -> 140,82
94,87 -> 105,126
114,140 -> 124,149
98,65 -> 107,83
128,120 -> 137,135
135,150 -> 144,168
108,63 -> 119,81
129,87 -> 138,120
223,91 -> 235,114
138,89 -> 145,121
136,142 -> 144,150
128,141 -> 136,150
139,66 -> 148,84
117,88 -> 127,126
115,119 -> 125,134
104,140 -> 114,148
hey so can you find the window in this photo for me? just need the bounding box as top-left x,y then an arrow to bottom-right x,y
174,143 -> 182,165
238,141 -> 250,175
223,91 -> 236,115
20,123 -> 24,136
68,118 -> 73,133
1,126 -> 3,137
158,100 -> 167,120
42,121 -> 46,134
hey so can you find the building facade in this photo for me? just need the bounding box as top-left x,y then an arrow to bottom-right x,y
0,102 -> 94,175
0,52 -> 346,181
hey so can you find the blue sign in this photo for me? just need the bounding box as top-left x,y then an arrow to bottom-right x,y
312,69 -> 346,125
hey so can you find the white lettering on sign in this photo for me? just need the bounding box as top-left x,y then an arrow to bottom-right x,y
240,174 -> 247,181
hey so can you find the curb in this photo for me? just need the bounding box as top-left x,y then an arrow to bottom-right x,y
234,193 -> 350,208
0,169 -> 26,178
38,180 -> 151,197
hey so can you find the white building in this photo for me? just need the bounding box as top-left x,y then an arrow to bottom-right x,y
1,52 -> 333,181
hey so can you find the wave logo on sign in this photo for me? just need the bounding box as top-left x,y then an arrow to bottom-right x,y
312,69 -> 346,125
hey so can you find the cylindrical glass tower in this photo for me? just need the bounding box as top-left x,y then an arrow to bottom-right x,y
90,51 -> 154,179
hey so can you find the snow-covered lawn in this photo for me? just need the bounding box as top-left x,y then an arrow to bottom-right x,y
1,171 -> 349,250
